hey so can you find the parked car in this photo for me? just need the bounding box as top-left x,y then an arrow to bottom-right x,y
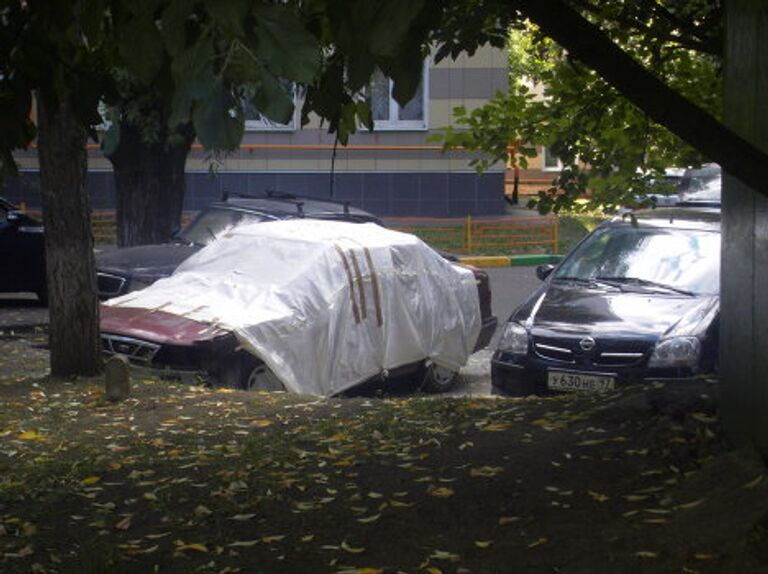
491,207 -> 720,396
0,197 -> 46,303
96,191 -> 382,299
101,219 -> 497,395
644,164 -> 721,208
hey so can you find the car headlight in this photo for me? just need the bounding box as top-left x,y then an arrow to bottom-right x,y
498,322 -> 529,355
648,337 -> 701,368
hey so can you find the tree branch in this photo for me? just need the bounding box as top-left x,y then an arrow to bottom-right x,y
517,0 -> 768,195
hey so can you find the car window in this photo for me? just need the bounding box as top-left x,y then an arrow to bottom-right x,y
180,208 -> 273,245
555,224 -> 720,295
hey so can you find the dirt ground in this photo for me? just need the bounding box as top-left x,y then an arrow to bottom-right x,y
1,333 -> 767,574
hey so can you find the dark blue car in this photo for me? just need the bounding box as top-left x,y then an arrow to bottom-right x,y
0,198 -> 46,304
491,207 -> 720,396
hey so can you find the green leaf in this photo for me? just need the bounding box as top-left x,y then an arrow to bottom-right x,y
169,35 -> 216,128
252,5 -> 320,83
193,80 -> 244,151
206,0 -> 249,37
118,14 -> 165,84
101,123 -> 121,157
249,71 -> 294,125
368,0 -> 425,57
161,0 -> 194,56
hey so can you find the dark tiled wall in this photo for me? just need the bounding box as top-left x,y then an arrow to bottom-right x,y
2,170 -> 505,217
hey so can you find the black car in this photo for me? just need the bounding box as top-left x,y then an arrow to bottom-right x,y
96,192 -> 382,299
0,197 -> 46,303
491,207 -> 720,396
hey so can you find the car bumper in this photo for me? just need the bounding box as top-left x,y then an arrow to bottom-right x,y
490,352 -> 710,396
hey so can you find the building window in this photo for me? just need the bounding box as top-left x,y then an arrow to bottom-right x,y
542,146 -> 563,171
369,62 -> 428,131
244,85 -> 299,132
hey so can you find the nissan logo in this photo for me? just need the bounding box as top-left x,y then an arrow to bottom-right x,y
579,336 -> 596,352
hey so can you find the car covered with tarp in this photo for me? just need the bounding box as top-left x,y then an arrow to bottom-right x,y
101,219 -> 496,396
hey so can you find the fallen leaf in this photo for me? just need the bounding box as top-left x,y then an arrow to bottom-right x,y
743,475 -> 765,489
357,513 -> 381,524
588,491 -> 609,503
175,543 -> 208,553
498,516 -> 521,525
693,553 -> 718,560
482,422 -> 511,432
470,466 -> 504,478
261,535 -> 285,544
250,419 -> 274,428
430,550 -> 461,561
17,431 -> 44,441
634,551 -> 658,559
474,540 -> 493,548
341,540 -> 365,554
80,476 -> 101,486
229,514 -> 257,521
114,516 -> 132,530
528,538 -> 548,549
428,487 -> 454,498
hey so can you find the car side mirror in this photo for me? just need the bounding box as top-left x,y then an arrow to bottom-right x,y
536,264 -> 555,281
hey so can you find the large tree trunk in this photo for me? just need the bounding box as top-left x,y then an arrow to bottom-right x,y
107,123 -> 194,247
518,0 -> 768,195
36,96 -> 101,377
720,0 -> 768,460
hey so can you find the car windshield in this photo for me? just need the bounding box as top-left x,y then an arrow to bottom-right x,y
554,224 -> 720,295
179,208 -> 273,246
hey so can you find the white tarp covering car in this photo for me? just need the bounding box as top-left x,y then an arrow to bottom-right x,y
103,219 -> 482,396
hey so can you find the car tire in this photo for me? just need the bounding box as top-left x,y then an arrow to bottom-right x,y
420,362 -> 459,393
241,357 -> 285,392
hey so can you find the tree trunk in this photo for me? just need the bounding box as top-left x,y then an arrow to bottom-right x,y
518,0 -> 768,195
107,123 -> 194,247
36,96 -> 102,377
720,0 -> 768,461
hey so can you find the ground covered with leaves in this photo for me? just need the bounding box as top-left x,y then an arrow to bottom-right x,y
1,345 -> 767,573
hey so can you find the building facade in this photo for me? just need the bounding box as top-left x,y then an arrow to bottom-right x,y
3,45 -> 509,219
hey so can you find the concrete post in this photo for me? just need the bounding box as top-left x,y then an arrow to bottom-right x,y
722,0 -> 768,460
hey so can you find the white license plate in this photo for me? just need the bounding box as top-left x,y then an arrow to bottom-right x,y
547,371 -> 615,393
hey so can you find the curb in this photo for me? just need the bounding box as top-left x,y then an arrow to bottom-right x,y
458,254 -> 563,268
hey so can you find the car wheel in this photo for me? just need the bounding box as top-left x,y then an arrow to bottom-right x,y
420,362 -> 459,393
242,360 -> 285,392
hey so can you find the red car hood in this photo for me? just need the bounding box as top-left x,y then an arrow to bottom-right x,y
100,305 -> 230,346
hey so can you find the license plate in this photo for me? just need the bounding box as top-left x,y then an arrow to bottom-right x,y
547,371 -> 615,393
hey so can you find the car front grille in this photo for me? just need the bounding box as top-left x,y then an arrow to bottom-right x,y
101,334 -> 160,365
533,336 -> 650,367
97,273 -> 127,298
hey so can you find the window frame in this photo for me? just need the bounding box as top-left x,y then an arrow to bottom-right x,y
541,146 -> 563,172
369,60 -> 429,132
244,86 -> 301,132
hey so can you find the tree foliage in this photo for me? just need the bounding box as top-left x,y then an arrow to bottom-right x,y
435,0 -> 725,213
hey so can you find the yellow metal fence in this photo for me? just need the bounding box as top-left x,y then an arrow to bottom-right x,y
387,215 -> 559,255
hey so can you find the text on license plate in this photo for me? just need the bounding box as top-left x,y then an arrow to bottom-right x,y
547,371 -> 615,392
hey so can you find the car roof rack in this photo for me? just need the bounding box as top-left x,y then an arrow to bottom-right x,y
221,189 -> 352,215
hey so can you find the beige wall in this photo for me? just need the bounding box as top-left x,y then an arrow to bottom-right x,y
207,44 -> 509,175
